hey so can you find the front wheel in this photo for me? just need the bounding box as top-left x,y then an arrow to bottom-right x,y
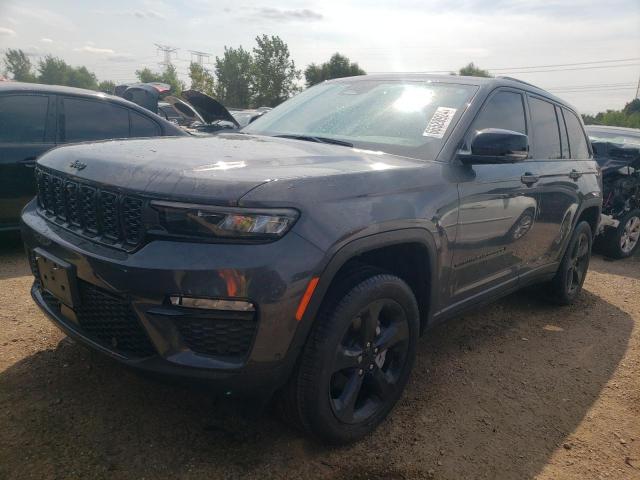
280,273 -> 419,444
549,221 -> 593,305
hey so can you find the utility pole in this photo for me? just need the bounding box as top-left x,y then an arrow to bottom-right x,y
635,73 -> 640,99
189,50 -> 211,66
154,44 -> 179,69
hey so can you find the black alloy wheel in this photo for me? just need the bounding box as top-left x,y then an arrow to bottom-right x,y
329,299 -> 410,424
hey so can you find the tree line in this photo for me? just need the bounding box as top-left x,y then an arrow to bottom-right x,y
2,35 -> 370,109
7,40 -> 636,128
582,99 -> 640,129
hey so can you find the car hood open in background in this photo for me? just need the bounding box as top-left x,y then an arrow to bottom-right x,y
36,134 -> 425,205
115,83 -> 240,130
181,90 -> 240,127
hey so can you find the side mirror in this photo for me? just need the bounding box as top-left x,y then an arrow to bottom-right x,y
458,128 -> 529,165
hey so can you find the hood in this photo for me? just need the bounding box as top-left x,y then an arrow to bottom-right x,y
164,95 -> 205,124
592,141 -> 640,173
181,90 -> 240,127
36,134 -> 425,205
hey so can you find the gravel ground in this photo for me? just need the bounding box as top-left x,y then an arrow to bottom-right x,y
0,237 -> 638,480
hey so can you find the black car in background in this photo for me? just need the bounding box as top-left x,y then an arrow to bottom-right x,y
0,82 -> 185,232
587,125 -> 640,258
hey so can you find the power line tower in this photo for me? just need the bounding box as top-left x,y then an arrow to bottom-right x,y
154,44 -> 179,69
189,50 -> 211,67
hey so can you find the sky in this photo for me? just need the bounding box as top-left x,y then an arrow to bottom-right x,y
0,0 -> 639,114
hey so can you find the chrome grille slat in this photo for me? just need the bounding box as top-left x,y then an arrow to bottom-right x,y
35,167 -> 145,251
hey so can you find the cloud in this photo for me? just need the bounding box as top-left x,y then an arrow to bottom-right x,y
131,9 -> 165,19
41,37 -> 53,43
107,53 -> 135,62
0,27 -> 16,36
75,45 -> 116,54
254,7 -> 323,21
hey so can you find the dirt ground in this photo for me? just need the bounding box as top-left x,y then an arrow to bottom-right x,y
0,237 -> 638,480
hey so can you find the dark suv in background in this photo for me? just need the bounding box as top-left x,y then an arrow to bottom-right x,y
21,75 -> 601,444
0,83 -> 184,232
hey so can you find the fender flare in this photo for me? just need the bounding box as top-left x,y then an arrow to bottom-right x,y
285,228 -> 440,364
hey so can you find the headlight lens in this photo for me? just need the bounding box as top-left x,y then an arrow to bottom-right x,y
151,201 -> 298,240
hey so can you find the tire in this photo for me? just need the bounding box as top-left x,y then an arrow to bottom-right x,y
599,209 -> 640,259
549,221 -> 593,305
278,272 -> 419,444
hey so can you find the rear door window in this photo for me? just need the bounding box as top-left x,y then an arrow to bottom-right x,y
529,97 -> 562,159
62,97 -> 129,142
563,108 -> 591,159
130,111 -> 161,137
471,91 -> 527,134
0,94 -> 49,143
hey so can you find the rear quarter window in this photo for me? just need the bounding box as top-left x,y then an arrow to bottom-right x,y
563,108 -> 591,159
130,111 -> 161,137
0,94 -> 49,143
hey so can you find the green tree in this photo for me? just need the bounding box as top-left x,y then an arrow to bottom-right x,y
214,46 -> 254,108
3,48 -> 36,82
623,98 -> 640,116
582,100 -> 640,129
37,55 -> 98,89
251,35 -> 300,107
458,62 -> 492,77
98,80 -> 116,94
135,64 -> 184,94
304,53 -> 366,87
188,62 -> 215,96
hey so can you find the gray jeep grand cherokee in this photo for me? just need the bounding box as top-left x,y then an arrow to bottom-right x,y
21,75 -> 601,443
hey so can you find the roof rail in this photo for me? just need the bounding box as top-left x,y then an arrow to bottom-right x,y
496,76 -> 541,89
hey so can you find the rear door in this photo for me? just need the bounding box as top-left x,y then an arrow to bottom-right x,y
0,93 -> 56,229
525,96 -> 595,273
450,89 -> 542,303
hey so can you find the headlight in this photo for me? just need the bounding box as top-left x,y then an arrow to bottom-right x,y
151,200 -> 299,240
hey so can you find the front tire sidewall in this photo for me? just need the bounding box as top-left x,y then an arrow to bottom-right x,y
301,275 -> 419,444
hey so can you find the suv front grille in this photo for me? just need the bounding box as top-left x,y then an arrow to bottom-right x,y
29,250 -> 155,358
36,167 -> 145,250
74,281 -> 156,358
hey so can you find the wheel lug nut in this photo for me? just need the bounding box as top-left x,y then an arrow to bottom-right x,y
366,342 -> 371,349
357,355 -> 363,364
369,364 -> 374,370
358,369 -> 364,376
374,347 -> 378,354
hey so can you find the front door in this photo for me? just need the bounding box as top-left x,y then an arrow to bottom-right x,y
450,89 -> 541,304
0,94 -> 55,229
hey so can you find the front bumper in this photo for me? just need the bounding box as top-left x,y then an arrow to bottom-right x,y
21,200 -> 324,396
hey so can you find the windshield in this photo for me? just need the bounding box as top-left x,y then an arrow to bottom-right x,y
243,80 -> 477,160
586,128 -> 640,147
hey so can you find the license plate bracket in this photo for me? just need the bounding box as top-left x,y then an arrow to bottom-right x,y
34,248 -> 80,308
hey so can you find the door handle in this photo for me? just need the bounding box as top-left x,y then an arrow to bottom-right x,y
569,169 -> 582,180
19,157 -> 37,168
521,172 -> 539,186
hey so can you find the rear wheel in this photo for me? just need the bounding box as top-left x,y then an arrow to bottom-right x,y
549,221 -> 593,305
599,209 -> 640,259
279,272 -> 419,444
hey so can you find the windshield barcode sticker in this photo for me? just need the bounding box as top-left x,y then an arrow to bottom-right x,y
423,107 -> 457,138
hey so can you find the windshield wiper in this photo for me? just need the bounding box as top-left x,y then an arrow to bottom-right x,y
274,134 -> 353,148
